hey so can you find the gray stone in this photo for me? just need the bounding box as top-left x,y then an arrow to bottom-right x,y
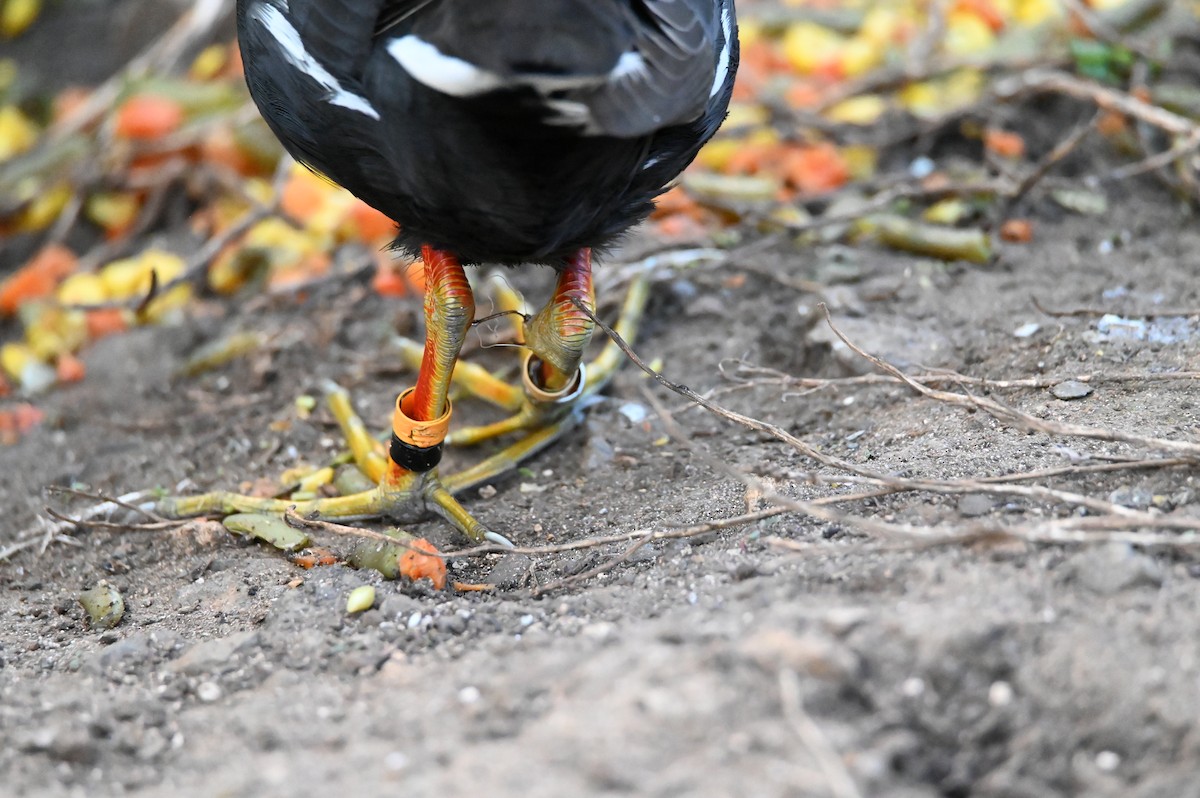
378,593 -> 420,621
1050,380 -> 1093,400
487,554 -> 533,590
435,615 -> 467,636
169,631 -> 259,676
958,493 -> 996,517
1068,543 -> 1165,595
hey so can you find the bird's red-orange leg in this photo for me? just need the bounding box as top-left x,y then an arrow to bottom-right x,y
385,245 -> 474,485
524,248 -> 596,396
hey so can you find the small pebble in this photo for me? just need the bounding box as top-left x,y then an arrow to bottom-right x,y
196,681 -> 222,703
1013,322 -> 1040,338
435,615 -> 467,635
1095,751 -> 1121,772
909,156 -> 935,179
988,680 -> 1014,707
619,402 -> 648,424
958,494 -> 995,518
1050,380 -> 1093,400
384,751 -> 410,773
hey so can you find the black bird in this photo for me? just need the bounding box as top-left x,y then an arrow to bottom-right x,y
163,0 -> 738,543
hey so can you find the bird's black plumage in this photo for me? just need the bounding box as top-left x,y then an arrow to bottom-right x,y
237,0 -> 738,264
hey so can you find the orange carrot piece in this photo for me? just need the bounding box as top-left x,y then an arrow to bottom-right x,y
398,538 -> 447,590
1000,219 -> 1034,243
373,264 -> 409,298
114,94 -> 186,141
781,142 -> 850,195
404,258 -> 426,294
280,171 -> 327,219
1096,110 -> 1128,136
953,0 -> 1006,33
55,352 -> 86,383
348,200 -> 396,242
85,308 -> 129,339
201,124 -> 258,175
0,244 -> 78,317
0,403 -> 44,445
291,547 -> 340,569
984,129 -> 1026,159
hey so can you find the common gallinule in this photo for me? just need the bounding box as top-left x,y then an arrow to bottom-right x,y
163,0 -> 738,544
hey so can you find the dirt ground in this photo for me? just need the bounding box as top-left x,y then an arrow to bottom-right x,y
4,5 -> 1200,798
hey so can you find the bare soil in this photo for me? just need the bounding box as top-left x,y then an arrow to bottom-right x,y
3,5 -> 1200,798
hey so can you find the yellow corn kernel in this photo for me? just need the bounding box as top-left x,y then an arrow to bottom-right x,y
723,102 -> 770,130
781,22 -> 844,75
0,105 -> 37,161
190,44 -> 228,81
944,11 -> 996,57
243,177 -> 275,207
1014,0 -> 1062,25
140,250 -> 186,284
296,466 -> 335,493
141,283 -> 192,324
100,257 -> 150,299
924,199 -> 970,225
26,307 -> 88,359
839,37 -> 880,78
1,341 -> 37,380
695,138 -> 742,171
859,7 -> 902,46
85,192 -> 141,236
826,95 -> 887,126
14,182 -> 72,232
1,0 -> 41,38
841,144 -> 879,181
56,273 -> 108,305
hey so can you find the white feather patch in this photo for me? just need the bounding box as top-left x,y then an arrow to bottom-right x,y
251,3 -> 379,119
388,35 -> 503,96
610,51 -> 648,82
710,5 -> 733,98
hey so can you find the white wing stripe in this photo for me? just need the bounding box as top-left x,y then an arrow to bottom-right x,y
710,5 -> 732,98
388,35 -> 503,96
251,3 -> 380,119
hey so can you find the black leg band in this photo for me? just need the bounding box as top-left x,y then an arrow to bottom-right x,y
390,435 -> 443,472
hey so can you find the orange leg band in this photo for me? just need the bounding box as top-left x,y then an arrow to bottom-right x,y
389,246 -> 474,473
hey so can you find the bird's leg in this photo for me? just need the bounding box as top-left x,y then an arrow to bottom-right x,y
525,247 -> 595,393
440,249 -> 596,446
376,246 -> 496,541
436,262 -> 650,493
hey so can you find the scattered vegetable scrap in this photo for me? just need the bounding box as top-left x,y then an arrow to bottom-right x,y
223,513 -> 312,553
345,584 -> 376,614
345,530 -> 447,589
78,581 -> 125,630
291,547 -> 340,569
398,538 -> 447,590
0,401 -> 42,444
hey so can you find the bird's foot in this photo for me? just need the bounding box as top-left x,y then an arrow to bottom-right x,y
156,382 -> 511,545
154,268 -> 650,545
